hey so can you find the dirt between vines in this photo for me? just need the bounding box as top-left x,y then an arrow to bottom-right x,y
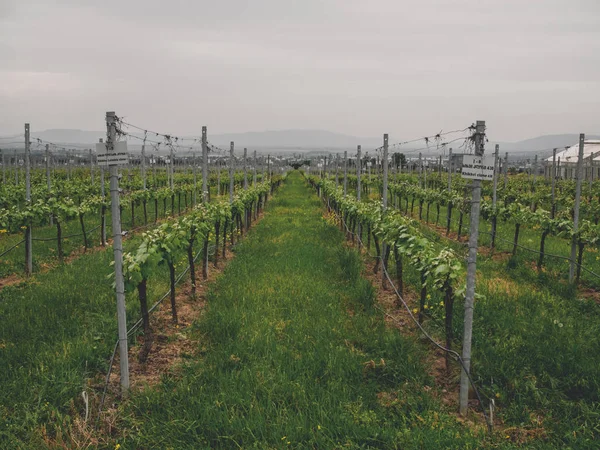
109,249 -> 234,390
0,273 -> 22,290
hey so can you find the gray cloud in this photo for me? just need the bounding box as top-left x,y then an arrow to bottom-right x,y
1,0 -> 598,142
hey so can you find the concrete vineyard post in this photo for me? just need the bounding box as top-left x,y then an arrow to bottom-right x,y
503,152 -> 508,189
193,150 -> 197,206
382,134 -> 389,287
356,145 -> 362,244
24,123 -> 32,276
551,149 -> 557,218
169,142 -> 174,190
569,134 -> 585,283
202,127 -> 208,203
243,148 -> 248,190
141,131 -> 147,190
90,148 -> 94,185
343,150 -> 348,197
99,139 -> 106,246
382,134 -> 388,210
46,144 -> 53,226
447,148 -> 453,191
589,152 -> 596,189
229,142 -> 234,203
253,150 -> 257,186
459,120 -> 485,416
418,152 -> 423,188
217,160 -> 221,196
106,111 -> 129,395
357,146 -> 361,202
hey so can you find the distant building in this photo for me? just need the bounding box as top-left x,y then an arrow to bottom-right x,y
544,140 -> 600,180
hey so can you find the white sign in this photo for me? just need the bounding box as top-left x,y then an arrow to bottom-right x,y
96,142 -> 129,166
461,155 -> 495,180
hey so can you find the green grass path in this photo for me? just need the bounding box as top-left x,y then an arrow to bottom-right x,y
118,172 -> 493,449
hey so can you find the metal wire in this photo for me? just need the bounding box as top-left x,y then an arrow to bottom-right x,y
0,240 -> 25,258
31,225 -> 101,242
481,231 -> 600,281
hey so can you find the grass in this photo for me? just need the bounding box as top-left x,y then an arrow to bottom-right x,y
114,172 -> 504,449
0,248 -> 127,447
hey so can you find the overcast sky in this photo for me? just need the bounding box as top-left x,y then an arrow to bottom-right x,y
1,0 -> 599,142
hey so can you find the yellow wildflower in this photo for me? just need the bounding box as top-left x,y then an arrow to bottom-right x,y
412,308 -> 418,314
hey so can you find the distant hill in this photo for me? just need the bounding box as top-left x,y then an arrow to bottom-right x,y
490,134 -> 600,156
208,129 -> 382,149
30,129 -> 105,145
3,129 -> 599,156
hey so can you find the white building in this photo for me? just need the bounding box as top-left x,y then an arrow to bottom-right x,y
544,140 -> 600,180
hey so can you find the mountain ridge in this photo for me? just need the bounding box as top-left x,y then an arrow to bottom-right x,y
3,129 -> 600,154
